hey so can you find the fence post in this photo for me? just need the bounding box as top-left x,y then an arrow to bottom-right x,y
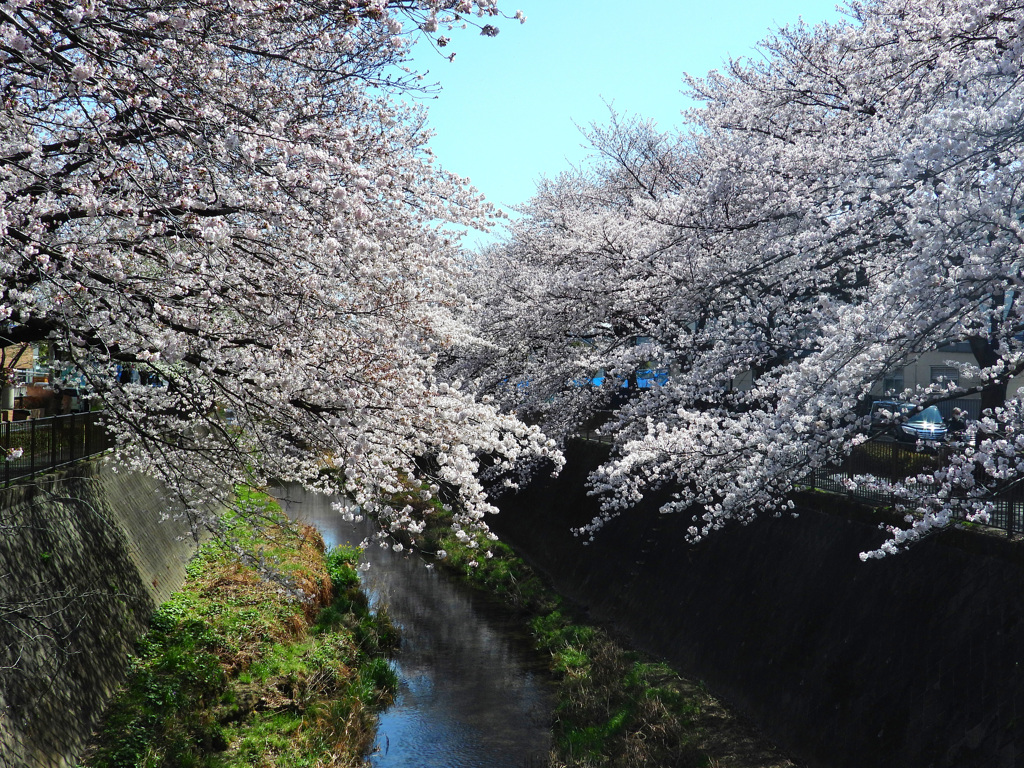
29,417 -> 36,477
3,419 -> 8,487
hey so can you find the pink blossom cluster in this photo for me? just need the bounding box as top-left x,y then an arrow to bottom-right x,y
0,0 -> 543,543
456,0 -> 1024,556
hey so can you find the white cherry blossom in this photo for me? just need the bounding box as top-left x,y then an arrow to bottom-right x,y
0,0 -> 541,541
458,0 -> 1024,556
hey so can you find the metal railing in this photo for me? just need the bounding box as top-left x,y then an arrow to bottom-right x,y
805,438 -> 1024,537
572,426 -> 1024,538
1,412 -> 111,486
575,428 -> 613,445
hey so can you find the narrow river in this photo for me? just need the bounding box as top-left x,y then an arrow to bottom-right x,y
276,487 -> 554,767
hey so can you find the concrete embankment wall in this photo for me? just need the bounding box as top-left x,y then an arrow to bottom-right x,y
0,460 -> 199,768
489,440 -> 1024,768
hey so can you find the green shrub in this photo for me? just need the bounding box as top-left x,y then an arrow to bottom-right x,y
83,488 -> 396,768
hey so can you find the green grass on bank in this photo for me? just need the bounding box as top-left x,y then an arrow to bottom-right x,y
529,608 -> 706,767
380,492 -> 709,768
82,487 -> 398,768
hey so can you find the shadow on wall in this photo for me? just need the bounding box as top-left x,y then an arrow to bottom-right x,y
0,462 -> 199,768
487,440 -> 1024,768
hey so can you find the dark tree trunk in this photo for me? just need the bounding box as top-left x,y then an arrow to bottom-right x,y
980,379 -> 1009,415
969,335 -> 1009,414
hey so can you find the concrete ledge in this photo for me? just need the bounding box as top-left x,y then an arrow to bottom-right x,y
0,459 -> 199,768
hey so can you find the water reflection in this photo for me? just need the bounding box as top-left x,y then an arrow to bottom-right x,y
275,487 -> 553,767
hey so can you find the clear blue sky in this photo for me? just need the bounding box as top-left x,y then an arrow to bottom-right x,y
404,0 -> 845,247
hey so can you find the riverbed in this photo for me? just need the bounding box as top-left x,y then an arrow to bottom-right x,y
276,487 -> 553,767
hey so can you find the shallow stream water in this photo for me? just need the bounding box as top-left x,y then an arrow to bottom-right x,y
276,487 -> 553,768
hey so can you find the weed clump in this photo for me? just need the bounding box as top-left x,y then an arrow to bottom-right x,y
83,488 -> 397,768
529,609 -> 704,767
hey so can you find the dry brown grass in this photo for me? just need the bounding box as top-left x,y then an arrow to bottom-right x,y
684,681 -> 800,768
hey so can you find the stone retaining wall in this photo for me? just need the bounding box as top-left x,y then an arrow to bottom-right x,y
489,440 -> 1024,768
0,460 -> 199,768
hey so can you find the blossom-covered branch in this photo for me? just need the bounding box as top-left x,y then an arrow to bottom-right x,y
1,0 -> 550,539
458,0 -> 1024,555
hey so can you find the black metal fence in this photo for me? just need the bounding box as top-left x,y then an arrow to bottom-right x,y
805,438 -> 1024,537
1,412 -> 111,486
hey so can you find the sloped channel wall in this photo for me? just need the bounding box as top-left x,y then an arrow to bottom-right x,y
0,460 -> 199,768
489,440 -> 1024,768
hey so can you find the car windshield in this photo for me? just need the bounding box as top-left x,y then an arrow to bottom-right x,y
908,405 -> 944,424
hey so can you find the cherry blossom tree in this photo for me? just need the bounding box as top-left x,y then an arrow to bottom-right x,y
460,0 -> 1024,555
0,0 -> 551,542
